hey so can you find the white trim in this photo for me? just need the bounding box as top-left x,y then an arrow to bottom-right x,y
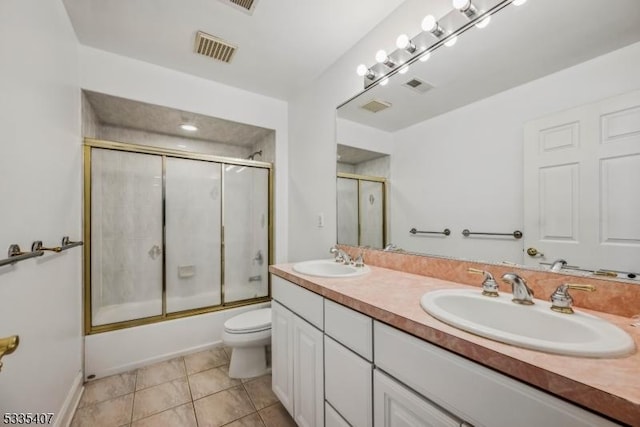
90,341 -> 222,380
55,371 -> 84,427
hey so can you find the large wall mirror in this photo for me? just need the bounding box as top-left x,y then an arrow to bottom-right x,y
336,0 -> 640,281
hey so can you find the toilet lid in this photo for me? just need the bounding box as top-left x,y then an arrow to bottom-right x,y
224,308 -> 272,333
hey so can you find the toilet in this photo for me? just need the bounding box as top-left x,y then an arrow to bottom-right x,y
222,307 -> 272,379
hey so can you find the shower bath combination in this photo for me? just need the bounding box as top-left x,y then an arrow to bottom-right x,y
84,139 -> 272,333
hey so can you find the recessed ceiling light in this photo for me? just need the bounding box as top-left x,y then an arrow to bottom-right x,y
179,124 -> 198,132
177,144 -> 187,148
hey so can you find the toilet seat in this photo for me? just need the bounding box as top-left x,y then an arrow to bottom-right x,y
224,308 -> 271,334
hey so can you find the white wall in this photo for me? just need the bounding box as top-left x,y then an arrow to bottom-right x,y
336,118 -> 393,154
287,0 -> 435,261
78,46 -> 289,263
0,0 -> 83,423
391,41 -> 640,263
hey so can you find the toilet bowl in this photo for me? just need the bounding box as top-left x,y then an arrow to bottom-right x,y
222,307 -> 272,379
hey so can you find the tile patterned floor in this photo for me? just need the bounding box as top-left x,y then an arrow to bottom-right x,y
71,347 -> 296,427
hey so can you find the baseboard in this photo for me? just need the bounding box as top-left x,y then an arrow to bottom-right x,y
55,371 -> 84,427
92,340 -> 222,379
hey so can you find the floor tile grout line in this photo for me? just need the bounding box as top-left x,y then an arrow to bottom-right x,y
130,368 -> 139,424
182,356 -> 201,427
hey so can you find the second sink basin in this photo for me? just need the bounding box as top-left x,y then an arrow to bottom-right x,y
420,289 -> 635,358
293,259 -> 370,278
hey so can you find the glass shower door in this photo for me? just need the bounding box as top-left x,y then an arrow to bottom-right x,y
91,148 -> 164,326
360,180 -> 384,248
223,165 -> 269,303
165,157 -> 222,312
337,177 -> 359,246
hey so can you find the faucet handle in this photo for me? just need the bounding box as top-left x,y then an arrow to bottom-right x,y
467,268 -> 499,297
550,284 -> 596,314
353,251 -> 365,268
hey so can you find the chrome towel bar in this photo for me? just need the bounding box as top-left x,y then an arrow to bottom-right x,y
462,229 -> 523,239
410,228 -> 451,236
0,236 -> 83,268
0,244 -> 44,267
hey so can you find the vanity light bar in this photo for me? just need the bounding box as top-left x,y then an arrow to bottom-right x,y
356,0 -> 520,90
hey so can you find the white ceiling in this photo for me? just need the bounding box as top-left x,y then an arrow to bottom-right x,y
338,0 -> 640,131
63,0 -> 405,100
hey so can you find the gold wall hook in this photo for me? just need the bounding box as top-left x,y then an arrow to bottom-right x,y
0,335 -> 19,372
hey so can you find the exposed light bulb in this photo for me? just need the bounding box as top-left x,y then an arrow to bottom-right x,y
422,15 -> 445,37
379,77 -> 389,86
452,0 -> 471,10
444,36 -> 458,47
512,0 -> 527,5
356,64 -> 368,77
396,34 -> 410,49
475,14 -> 491,28
419,51 -> 431,62
179,124 -> 198,132
398,65 -> 409,74
421,15 -> 437,32
375,50 -> 388,63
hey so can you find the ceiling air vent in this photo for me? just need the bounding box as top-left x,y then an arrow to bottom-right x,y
218,0 -> 258,14
194,31 -> 237,63
402,78 -> 434,94
360,99 -> 392,113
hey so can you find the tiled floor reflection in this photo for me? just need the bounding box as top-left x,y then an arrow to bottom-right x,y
71,347 -> 296,427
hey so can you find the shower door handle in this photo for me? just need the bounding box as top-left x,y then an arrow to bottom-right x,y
148,245 -> 162,260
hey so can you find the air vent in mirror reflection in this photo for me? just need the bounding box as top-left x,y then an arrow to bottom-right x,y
403,78 -> 434,94
360,99 -> 392,113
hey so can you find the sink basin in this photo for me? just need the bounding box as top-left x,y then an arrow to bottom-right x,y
420,289 -> 635,358
293,259 -> 370,278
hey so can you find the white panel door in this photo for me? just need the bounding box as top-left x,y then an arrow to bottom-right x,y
524,90 -> 640,274
373,370 -> 461,427
293,315 -> 324,427
271,301 -> 294,416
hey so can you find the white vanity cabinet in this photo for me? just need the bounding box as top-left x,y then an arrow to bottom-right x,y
324,300 -> 374,427
272,277 -> 324,427
374,321 -> 619,427
271,274 -> 620,427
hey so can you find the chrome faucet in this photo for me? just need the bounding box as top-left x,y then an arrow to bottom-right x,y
329,245 -> 352,264
550,259 -> 567,272
501,273 -> 535,305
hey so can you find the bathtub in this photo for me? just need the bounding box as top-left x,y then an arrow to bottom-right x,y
86,284 -> 269,380
93,284 -> 266,326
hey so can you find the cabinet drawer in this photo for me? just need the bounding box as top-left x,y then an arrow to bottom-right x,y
325,402 -> 350,427
271,275 -> 323,329
324,299 -> 373,361
374,321 -> 617,427
325,336 -> 372,427
374,369 -> 461,427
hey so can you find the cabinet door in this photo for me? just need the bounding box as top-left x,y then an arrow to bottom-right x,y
293,315 -> 324,427
272,301 -> 294,416
325,336 -> 372,427
326,402 -> 351,427
374,370 -> 461,427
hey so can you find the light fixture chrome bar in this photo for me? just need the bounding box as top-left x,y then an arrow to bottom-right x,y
350,0 -> 514,93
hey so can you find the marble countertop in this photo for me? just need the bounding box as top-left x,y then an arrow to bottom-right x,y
270,263 -> 640,426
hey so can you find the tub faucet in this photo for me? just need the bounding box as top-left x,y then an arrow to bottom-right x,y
329,245 -> 351,264
502,273 -> 535,305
